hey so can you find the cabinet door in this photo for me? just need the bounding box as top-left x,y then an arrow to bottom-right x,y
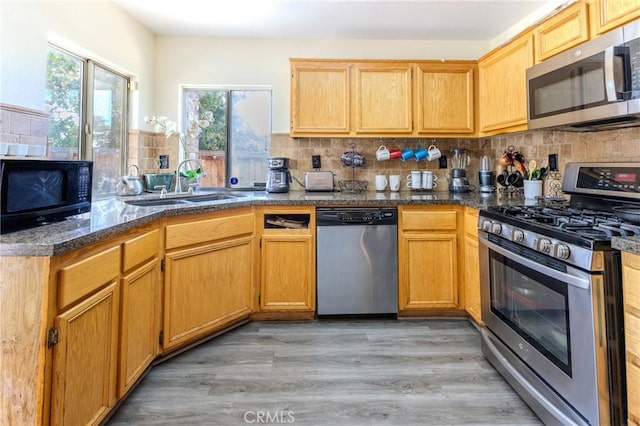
535,1 -> 589,62
163,238 -> 253,350
354,64 -> 413,133
260,234 -> 315,311
399,233 -> 458,310
623,252 -> 640,426
415,64 -> 475,134
479,33 -> 534,134
51,282 -> 120,426
290,62 -> 350,135
591,0 -> 640,36
118,259 -> 159,397
464,234 -> 482,323
464,208 -> 482,323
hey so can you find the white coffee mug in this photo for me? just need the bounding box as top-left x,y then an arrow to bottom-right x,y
426,145 -> 442,161
375,175 -> 388,191
406,170 -> 421,190
389,175 -> 401,192
422,171 -> 438,190
376,145 -> 391,161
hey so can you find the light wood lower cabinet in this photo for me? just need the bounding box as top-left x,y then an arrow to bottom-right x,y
163,209 -> 255,350
398,206 -> 461,311
258,207 -> 316,313
622,251 -> 640,426
51,266 -> 120,426
463,207 -> 482,324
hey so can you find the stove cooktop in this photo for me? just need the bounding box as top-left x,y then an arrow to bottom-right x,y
483,203 -> 640,250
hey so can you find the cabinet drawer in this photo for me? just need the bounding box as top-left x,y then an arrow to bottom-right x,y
122,229 -> 159,272
166,213 -> 254,250
58,246 -> 121,310
401,210 -> 457,231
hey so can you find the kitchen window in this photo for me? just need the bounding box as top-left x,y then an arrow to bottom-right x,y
181,87 -> 271,189
46,44 -> 129,199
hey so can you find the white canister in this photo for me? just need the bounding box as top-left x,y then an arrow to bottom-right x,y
523,180 -> 543,199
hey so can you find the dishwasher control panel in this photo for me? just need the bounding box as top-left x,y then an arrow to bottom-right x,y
317,208 -> 397,226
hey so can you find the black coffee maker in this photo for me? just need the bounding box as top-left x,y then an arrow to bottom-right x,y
266,157 -> 291,193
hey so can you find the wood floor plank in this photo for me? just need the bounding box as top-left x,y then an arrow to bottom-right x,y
107,319 -> 541,425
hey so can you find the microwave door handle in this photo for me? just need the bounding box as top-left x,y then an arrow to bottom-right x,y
482,236 -> 590,291
604,45 -> 632,102
604,46 -> 617,102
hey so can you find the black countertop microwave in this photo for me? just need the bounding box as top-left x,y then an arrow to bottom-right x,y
527,18 -> 640,130
0,159 -> 92,234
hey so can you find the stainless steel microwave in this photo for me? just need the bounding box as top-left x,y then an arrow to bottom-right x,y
527,19 -> 640,131
0,159 -> 92,233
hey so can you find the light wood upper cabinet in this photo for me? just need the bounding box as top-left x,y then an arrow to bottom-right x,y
415,63 -> 475,134
479,32 -> 534,134
258,207 -> 315,312
290,59 -> 476,137
354,63 -> 413,134
590,0 -> 640,36
622,252 -> 640,426
535,1 -> 590,62
290,62 -> 350,135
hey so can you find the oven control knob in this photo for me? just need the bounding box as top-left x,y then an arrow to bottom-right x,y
535,238 -> 552,253
553,244 -> 571,260
491,223 -> 502,235
510,229 -> 525,243
480,219 -> 492,232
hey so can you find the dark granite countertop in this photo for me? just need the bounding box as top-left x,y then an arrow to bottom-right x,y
0,189 -> 525,257
612,236 -> 640,256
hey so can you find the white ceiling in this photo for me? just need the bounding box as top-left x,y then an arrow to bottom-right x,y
111,0 -> 569,41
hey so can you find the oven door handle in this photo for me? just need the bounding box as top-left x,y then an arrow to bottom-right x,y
482,236 -> 591,291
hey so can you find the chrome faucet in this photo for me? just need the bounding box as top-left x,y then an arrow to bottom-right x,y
175,159 -> 206,194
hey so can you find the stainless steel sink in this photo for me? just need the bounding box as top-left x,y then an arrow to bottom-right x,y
124,192 -> 241,207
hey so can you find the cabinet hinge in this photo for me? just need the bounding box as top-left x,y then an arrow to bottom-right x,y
47,328 -> 58,348
159,331 -> 164,346
161,259 -> 165,272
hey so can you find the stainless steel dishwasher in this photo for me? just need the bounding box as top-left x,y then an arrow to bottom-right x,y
316,207 -> 398,316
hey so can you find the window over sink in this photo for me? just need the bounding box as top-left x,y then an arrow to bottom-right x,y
181,87 -> 271,189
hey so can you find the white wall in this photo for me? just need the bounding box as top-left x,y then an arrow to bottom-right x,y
153,36 -> 490,134
0,0 -> 155,128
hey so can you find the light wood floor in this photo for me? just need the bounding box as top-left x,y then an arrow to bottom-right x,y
107,319 -> 541,425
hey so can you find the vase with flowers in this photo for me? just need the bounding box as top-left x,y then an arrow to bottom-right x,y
144,111 -> 213,191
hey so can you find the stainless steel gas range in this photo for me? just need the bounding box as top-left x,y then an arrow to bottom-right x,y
478,162 -> 640,426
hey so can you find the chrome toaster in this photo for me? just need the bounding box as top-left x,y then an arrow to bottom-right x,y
305,171 -> 334,192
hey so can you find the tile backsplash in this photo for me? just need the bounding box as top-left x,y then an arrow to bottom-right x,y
0,103 -> 49,147
271,127 -> 640,192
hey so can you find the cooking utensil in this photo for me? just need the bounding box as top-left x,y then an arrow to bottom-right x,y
528,160 -> 537,178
